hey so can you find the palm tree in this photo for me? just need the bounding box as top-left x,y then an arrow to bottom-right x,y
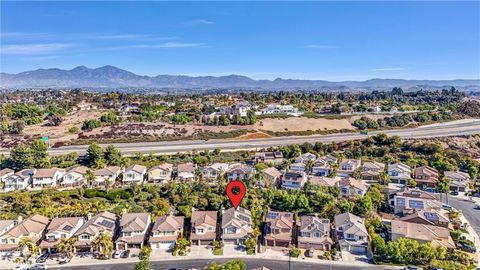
18,237 -> 39,262
57,237 -> 77,258
92,232 -> 113,260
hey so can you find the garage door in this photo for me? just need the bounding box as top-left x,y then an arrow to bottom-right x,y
351,245 -> 367,254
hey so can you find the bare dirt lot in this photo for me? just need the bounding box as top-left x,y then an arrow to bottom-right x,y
255,117 -> 355,132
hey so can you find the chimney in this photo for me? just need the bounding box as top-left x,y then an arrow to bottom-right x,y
17,216 -> 23,224
87,213 -> 92,220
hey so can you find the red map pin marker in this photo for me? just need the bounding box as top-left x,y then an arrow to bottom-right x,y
226,180 -> 246,209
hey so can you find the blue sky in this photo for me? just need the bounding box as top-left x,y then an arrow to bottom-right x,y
1,1 -> 479,80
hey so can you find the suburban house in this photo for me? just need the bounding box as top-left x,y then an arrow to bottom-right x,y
360,161 -> 385,181
0,168 -> 14,183
391,220 -> 456,249
264,211 -> 294,248
147,163 -> 173,184
0,215 -> 50,253
389,188 -> 442,215
260,167 -> 282,187
288,162 -> 307,172
40,217 -> 85,253
311,157 -> 331,177
339,177 -> 367,197
281,171 -> 307,190
399,209 -> 451,229
116,213 -> 151,251
123,164 -> 147,185
149,215 -> 184,250
308,176 -> 339,188
0,220 -> 16,237
388,163 -> 412,185
334,212 -> 369,254
444,171 -> 471,192
93,166 -> 122,188
295,153 -> 317,164
260,104 -> 301,116
298,216 -> 333,251
254,151 -> 284,164
2,169 -> 35,192
74,211 -> 117,253
221,207 -> 253,246
61,166 -> 89,188
32,168 -> 65,189
201,163 -> 229,183
227,164 -> 254,181
177,163 -> 196,182
337,159 -> 361,178
190,210 -> 217,246
413,166 -> 440,189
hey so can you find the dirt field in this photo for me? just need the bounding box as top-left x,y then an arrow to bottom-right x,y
255,117 -> 355,132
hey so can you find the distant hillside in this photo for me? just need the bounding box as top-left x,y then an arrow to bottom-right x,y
1,65 -> 479,90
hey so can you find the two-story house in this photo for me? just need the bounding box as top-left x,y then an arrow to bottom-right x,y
147,163 -> 173,184
311,157 -> 331,177
0,168 -> 14,184
360,161 -> 385,181
2,169 -> 35,192
444,171 -> 471,192
294,153 -> 317,165
61,166 -> 89,188
93,166 -> 121,188
308,176 -> 339,188
74,211 -> 117,253
253,151 -> 284,165
39,217 -> 85,253
337,159 -> 361,178
260,167 -> 282,187
298,216 -> 333,251
389,188 -> 442,215
339,177 -> 367,197
281,171 -> 307,190
413,166 -> 439,189
190,210 -> 217,246
264,211 -> 294,248
32,168 -> 65,190
221,207 -> 253,246
177,163 -> 196,182
0,215 -> 50,254
388,163 -> 412,185
149,215 -> 184,250
201,163 -> 229,183
116,213 -> 151,251
334,212 -> 368,254
391,220 -> 455,249
0,220 -> 16,238
399,209 -> 451,229
227,164 -> 253,182
288,162 -> 306,172
123,165 -> 147,185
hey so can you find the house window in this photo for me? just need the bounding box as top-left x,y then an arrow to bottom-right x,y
314,232 -> 322,238
226,227 -> 236,234
196,228 -> 204,234
346,234 -> 355,240
80,235 -> 90,240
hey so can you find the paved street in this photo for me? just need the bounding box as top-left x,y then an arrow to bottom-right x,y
54,258 -> 398,270
448,196 -> 480,237
2,119 -> 478,156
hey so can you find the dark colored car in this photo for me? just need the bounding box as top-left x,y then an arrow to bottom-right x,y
121,250 -> 130,258
451,191 -> 459,196
458,243 -> 477,253
36,253 -> 49,263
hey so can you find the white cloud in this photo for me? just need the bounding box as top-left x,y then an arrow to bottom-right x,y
1,43 -> 74,55
371,67 -> 408,71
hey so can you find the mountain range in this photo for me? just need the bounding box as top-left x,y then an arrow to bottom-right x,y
1,65 -> 479,91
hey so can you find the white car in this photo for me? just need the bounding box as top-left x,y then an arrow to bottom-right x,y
112,250 -> 122,259
30,264 -> 48,270
12,264 -> 29,270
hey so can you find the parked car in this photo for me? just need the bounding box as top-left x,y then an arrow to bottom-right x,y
58,254 -> 72,265
12,264 -> 29,270
121,250 -> 130,258
305,248 -> 314,258
112,250 -> 122,259
36,253 -> 49,263
403,267 -> 423,270
30,264 -> 48,270
441,204 -> 452,210
475,204 -> 480,210
451,191 -> 459,196
458,243 -> 477,253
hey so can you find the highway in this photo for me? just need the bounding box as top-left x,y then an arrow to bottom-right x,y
53,258 -> 398,270
1,119 -> 479,156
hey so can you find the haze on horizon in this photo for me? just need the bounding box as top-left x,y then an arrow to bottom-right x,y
1,1 -> 479,81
